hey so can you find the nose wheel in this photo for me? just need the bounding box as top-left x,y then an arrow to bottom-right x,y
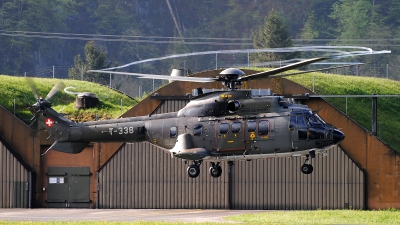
209,162 -> 222,178
300,154 -> 314,175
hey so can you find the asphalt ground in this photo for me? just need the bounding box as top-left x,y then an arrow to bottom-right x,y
0,209 -> 263,223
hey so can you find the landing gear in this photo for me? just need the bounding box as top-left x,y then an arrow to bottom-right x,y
300,154 -> 314,175
209,162 -> 222,178
186,161 -> 223,178
187,160 -> 202,178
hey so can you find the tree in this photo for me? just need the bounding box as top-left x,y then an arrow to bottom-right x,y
299,11 -> 319,40
250,9 -> 297,64
68,41 -> 114,85
330,0 -> 372,40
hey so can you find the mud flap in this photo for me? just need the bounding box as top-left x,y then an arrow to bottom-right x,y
49,141 -> 89,154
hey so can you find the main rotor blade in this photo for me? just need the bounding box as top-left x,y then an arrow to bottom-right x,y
240,57 -> 328,81
26,78 -> 40,99
268,63 -> 364,78
88,70 -> 217,83
45,82 -> 66,101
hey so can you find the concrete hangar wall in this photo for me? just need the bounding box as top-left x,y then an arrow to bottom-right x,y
0,69 -> 397,209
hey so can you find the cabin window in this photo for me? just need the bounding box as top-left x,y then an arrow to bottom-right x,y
170,126 -> 177,137
232,122 -> 241,133
298,117 -> 308,140
258,120 -> 270,135
193,124 -> 203,136
247,121 -> 257,132
219,123 -> 229,134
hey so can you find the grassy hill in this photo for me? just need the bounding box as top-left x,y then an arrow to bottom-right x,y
0,75 -> 138,123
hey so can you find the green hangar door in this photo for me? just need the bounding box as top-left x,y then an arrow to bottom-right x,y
46,167 -> 91,208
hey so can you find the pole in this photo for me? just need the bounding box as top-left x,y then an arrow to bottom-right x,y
52,66 -> 55,78
120,99 -> 123,116
372,93 -> 377,136
247,51 -> 250,68
215,53 -> 218,70
109,73 -> 112,88
386,64 -> 389,79
81,65 -> 84,81
312,76 -> 315,93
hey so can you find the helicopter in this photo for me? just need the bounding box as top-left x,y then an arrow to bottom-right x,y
29,57 -> 345,178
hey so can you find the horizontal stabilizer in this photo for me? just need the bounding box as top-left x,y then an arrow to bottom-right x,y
49,141 -> 89,154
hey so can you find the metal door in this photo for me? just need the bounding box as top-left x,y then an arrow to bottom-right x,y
216,120 -> 245,151
245,119 -> 274,153
46,167 -> 91,208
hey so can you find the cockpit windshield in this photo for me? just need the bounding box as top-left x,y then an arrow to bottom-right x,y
313,113 -> 326,124
290,111 -> 326,127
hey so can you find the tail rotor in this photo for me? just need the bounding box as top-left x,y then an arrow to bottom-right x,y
26,79 -> 65,120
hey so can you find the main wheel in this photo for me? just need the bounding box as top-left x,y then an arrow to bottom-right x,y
209,166 -> 222,178
187,164 -> 200,178
300,164 -> 314,174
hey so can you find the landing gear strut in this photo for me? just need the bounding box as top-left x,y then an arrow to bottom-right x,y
209,162 -> 222,178
300,154 -> 314,175
187,160 -> 202,178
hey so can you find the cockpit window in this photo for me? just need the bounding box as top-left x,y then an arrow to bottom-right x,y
258,120 -> 269,135
307,114 -> 325,126
219,123 -> 229,134
247,121 -> 257,132
193,124 -> 203,136
298,117 -> 307,128
232,122 -> 241,133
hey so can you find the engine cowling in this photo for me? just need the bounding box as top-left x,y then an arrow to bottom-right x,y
227,100 -> 240,112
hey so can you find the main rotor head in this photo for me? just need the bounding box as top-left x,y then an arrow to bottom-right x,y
217,68 -> 245,90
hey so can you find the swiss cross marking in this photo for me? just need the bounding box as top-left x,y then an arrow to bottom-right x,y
45,118 -> 54,127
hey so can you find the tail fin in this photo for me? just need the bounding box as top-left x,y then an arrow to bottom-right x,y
30,95 -> 87,154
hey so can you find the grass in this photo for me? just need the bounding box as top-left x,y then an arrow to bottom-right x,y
0,223 -> 218,225
0,75 -> 138,123
0,209 -> 400,224
225,209 -> 400,224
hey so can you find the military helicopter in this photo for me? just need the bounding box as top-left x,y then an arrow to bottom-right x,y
29,57 -> 345,178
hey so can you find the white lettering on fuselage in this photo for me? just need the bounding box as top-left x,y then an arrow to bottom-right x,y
105,127 -> 135,135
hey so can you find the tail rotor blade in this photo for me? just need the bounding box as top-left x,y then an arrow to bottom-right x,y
45,82 -> 66,101
26,78 -> 40,99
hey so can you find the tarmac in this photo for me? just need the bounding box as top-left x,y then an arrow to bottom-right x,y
0,209 -> 264,223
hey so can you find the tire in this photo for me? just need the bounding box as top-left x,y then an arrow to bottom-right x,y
187,164 -> 200,178
209,166 -> 222,178
300,164 -> 314,174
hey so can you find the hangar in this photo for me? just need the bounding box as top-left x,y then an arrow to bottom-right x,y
0,69 -> 398,209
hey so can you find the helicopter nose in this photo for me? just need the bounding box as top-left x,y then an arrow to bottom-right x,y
333,129 -> 345,144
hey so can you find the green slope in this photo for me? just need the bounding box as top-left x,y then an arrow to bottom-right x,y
286,73 -> 400,153
0,75 -> 138,123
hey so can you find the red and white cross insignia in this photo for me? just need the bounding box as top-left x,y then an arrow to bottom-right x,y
45,118 -> 54,127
